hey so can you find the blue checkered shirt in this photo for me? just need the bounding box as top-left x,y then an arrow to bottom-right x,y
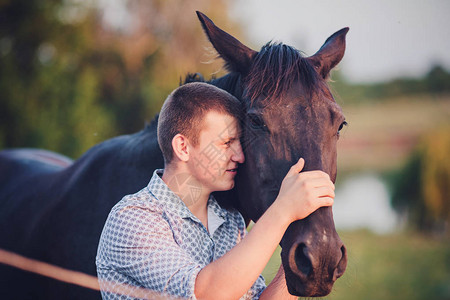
96,169 -> 266,299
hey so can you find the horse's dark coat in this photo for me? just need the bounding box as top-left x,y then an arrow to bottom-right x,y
0,12 -> 348,298
0,120 -> 163,298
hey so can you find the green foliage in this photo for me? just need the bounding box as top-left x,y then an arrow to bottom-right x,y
0,0 -> 235,158
0,0 -> 117,158
389,126 -> 450,233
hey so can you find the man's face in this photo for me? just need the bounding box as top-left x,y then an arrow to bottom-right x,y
187,111 -> 245,194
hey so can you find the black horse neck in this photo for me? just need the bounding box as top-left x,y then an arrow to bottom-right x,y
61,117 -> 163,198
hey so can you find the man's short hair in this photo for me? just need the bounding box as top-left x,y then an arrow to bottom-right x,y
157,82 -> 243,164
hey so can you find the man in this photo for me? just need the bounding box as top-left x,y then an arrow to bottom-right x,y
96,82 -> 335,299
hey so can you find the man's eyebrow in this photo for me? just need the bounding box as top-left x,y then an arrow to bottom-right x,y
218,136 -> 238,142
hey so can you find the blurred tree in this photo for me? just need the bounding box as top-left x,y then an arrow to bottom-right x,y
390,126 -> 450,234
0,0 -> 116,157
0,0 -> 240,158
425,65 -> 450,94
330,65 -> 450,104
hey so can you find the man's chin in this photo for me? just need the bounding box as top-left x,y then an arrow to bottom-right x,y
228,181 -> 235,190
216,180 -> 235,192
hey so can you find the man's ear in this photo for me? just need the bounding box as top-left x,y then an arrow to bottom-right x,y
172,134 -> 190,162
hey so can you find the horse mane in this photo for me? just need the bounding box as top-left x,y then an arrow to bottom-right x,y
144,113 -> 159,133
184,43 -> 321,107
183,72 -> 244,101
245,42 -> 320,105
183,72 -> 207,84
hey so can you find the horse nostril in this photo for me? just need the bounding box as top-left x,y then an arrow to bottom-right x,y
333,245 -> 348,281
292,243 -> 312,278
341,245 -> 347,258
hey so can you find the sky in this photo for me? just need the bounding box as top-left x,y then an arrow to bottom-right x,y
230,0 -> 450,83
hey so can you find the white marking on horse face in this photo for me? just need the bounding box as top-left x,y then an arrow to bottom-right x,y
322,234 -> 328,242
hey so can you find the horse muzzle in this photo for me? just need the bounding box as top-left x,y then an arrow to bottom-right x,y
280,208 -> 348,296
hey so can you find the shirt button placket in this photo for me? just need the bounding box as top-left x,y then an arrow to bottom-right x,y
209,236 -> 216,261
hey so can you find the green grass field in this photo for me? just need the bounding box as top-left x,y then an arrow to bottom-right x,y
263,230 -> 450,300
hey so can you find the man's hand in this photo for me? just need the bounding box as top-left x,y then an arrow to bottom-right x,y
275,158 -> 335,222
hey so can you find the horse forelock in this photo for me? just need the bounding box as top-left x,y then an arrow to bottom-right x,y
244,42 -> 320,107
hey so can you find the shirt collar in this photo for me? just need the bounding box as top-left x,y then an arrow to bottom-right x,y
147,169 -> 228,225
207,197 -> 227,220
207,199 -> 226,236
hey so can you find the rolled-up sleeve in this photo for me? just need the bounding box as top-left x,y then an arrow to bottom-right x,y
97,203 -> 201,299
243,274 -> 266,299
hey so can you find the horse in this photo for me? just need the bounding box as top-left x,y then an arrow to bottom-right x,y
0,11 -> 348,298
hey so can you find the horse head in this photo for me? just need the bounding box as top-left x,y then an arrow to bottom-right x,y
197,12 -> 348,296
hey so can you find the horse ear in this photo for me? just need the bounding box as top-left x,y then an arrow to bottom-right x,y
196,11 -> 256,74
307,27 -> 349,79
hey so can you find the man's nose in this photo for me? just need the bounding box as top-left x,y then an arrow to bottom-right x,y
231,142 -> 245,163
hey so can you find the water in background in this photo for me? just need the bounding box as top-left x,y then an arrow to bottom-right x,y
333,173 -> 403,234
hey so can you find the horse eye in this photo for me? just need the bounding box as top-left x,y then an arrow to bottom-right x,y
247,113 -> 266,130
338,121 -> 348,132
